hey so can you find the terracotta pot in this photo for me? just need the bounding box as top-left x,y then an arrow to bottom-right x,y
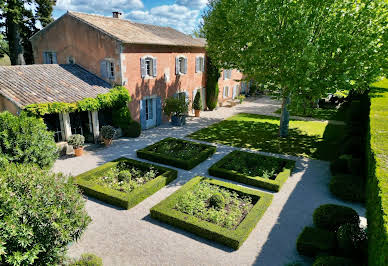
104,138 -> 113,146
194,109 -> 200,117
74,147 -> 84,157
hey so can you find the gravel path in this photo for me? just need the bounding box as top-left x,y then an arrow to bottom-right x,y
53,96 -> 365,266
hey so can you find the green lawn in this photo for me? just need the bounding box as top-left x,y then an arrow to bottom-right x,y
188,113 -> 345,161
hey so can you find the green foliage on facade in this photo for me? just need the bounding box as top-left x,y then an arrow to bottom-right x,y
24,86 -> 131,116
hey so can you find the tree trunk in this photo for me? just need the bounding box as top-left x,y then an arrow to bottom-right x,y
6,1 -> 25,65
279,96 -> 290,137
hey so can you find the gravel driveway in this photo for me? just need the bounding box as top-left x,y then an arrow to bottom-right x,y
53,96 -> 365,266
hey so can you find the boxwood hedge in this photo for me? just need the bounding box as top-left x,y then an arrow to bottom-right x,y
208,150 -> 295,192
150,176 -> 273,250
313,256 -> 354,266
313,204 -> 359,232
72,157 -> 177,209
296,226 -> 337,257
137,137 -> 216,170
366,84 -> 388,266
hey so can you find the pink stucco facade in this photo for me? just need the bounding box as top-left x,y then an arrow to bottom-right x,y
30,12 -> 244,127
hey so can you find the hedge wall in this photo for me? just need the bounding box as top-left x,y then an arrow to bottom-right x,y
367,83 -> 388,266
72,157 -> 177,209
150,176 -> 273,250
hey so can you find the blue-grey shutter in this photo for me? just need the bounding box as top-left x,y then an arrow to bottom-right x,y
184,91 -> 189,106
43,52 -> 48,64
183,58 -> 188,74
152,58 -> 157,77
52,52 -> 57,64
201,57 -> 205,72
195,57 -> 199,73
140,99 -> 147,129
175,57 -> 179,74
140,58 -> 146,78
223,70 -> 226,80
156,97 -> 162,126
100,60 -> 108,79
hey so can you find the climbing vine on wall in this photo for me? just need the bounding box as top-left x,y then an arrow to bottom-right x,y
24,86 -> 131,116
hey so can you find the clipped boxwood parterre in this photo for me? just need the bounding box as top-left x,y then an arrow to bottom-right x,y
313,204 -> 360,232
313,256 -> 354,266
208,150 -> 296,192
72,157 -> 177,209
150,176 -> 273,250
137,137 -> 216,170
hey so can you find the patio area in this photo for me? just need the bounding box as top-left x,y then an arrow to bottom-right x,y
53,96 -> 365,266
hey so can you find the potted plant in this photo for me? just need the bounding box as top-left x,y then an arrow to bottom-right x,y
68,134 -> 85,157
193,91 -> 202,117
163,96 -> 189,126
101,125 -> 116,146
237,95 -> 246,104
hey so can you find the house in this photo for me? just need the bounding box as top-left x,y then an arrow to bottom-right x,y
0,64 -> 112,143
30,11 -> 244,129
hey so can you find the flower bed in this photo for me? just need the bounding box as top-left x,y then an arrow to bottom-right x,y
72,157 -> 177,209
136,137 -> 216,170
150,176 -> 273,250
209,150 -> 295,192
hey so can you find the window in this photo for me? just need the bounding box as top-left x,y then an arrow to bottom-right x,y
196,56 -> 205,73
43,51 -> 57,64
141,56 -> 157,78
100,59 -> 115,80
176,56 -> 187,75
223,69 -> 232,80
223,86 -> 229,98
66,56 -> 75,64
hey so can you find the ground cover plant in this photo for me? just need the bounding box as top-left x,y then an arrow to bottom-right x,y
137,137 -> 216,170
188,113 -> 344,161
150,176 -> 273,250
209,150 -> 295,192
73,158 -> 177,209
0,163 -> 90,265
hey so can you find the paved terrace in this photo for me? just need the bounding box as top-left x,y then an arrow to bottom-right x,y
53,96 -> 365,266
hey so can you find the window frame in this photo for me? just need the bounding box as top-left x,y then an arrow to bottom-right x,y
141,55 -> 157,78
176,55 -> 187,75
223,86 -> 229,98
43,51 -> 57,64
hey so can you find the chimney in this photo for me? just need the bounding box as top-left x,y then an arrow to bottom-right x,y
112,12 -> 123,19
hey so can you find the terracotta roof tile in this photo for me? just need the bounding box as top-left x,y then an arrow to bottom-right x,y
0,64 -> 112,108
67,11 -> 206,47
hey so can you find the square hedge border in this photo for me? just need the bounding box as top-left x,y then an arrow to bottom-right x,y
136,137 -> 217,170
209,150 -> 296,192
72,157 -> 178,209
150,176 -> 273,250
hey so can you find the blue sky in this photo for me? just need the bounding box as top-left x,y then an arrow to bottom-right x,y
53,0 -> 207,34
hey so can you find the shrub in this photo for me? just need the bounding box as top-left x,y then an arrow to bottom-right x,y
0,163 -> 90,265
337,223 -> 368,259
68,134 -> 85,149
193,91 -> 202,110
347,158 -> 363,176
205,57 -> 220,111
313,204 -> 359,232
163,96 -> 189,116
330,158 -> 350,175
69,253 -> 103,266
313,256 -> 354,266
209,193 -> 225,209
296,227 -> 336,257
330,175 -> 365,202
118,170 -> 132,182
0,111 -> 58,168
237,95 -> 245,104
340,137 -> 363,157
123,121 -> 141,138
112,106 -> 131,129
101,125 -> 116,140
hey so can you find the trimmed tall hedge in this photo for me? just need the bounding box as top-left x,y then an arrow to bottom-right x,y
208,150 -> 296,192
72,157 -> 177,209
150,176 -> 273,250
366,85 -> 388,266
137,137 -> 216,170
296,226 -> 337,257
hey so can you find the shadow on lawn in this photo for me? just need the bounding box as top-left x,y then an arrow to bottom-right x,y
189,119 -> 343,161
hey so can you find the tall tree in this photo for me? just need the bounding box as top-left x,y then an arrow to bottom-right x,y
0,0 -> 55,65
203,0 -> 387,137
0,33 -> 9,58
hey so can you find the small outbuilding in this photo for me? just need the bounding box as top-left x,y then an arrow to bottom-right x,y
0,64 -> 112,143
